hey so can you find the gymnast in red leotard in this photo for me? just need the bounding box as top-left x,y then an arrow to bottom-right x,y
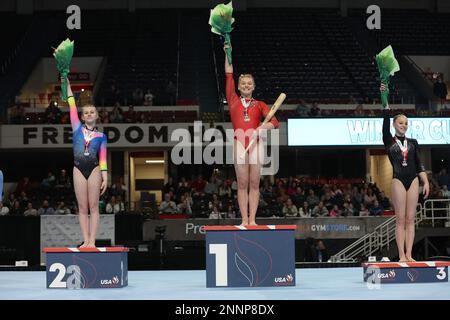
224,42 -> 279,226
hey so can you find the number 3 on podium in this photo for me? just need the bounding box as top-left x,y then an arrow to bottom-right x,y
436,267 -> 447,280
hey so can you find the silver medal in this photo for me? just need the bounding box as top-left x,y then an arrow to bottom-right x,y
83,126 -> 95,157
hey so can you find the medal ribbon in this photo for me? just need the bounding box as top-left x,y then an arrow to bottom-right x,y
83,126 -> 96,154
241,97 -> 253,120
394,137 -> 408,164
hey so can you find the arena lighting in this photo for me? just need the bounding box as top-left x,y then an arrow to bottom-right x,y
145,160 -> 164,164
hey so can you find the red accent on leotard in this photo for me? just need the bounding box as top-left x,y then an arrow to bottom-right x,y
225,73 -> 279,148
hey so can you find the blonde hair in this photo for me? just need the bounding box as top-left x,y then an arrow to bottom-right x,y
393,113 -> 407,123
82,104 -> 96,111
238,74 -> 255,85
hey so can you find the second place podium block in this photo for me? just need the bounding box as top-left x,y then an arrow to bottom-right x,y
44,247 -> 129,289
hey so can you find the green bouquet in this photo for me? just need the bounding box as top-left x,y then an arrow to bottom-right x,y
209,1 -> 235,64
376,45 -> 400,108
53,38 -> 74,102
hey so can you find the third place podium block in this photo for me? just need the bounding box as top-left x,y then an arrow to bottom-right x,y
363,261 -> 450,284
44,247 -> 128,289
204,225 -> 296,288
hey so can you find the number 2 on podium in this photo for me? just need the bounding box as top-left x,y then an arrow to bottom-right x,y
49,263 -> 82,288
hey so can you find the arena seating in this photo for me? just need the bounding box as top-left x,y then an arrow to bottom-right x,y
0,13 -> 33,74
358,9 -> 450,55
3,8 -> 450,120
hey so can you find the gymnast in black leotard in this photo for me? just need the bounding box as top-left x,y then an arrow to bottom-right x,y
380,83 -> 429,262
383,109 -> 425,190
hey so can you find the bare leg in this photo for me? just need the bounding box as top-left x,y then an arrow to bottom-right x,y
248,141 -> 263,226
73,167 -> 89,247
405,178 -> 419,261
391,179 -> 408,262
234,141 -> 250,226
87,167 -> 102,248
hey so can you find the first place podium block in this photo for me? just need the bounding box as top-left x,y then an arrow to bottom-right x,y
44,247 -> 129,289
204,225 -> 297,288
363,261 -> 450,284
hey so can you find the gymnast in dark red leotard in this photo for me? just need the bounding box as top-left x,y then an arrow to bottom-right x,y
225,73 -> 278,149
224,42 -> 279,226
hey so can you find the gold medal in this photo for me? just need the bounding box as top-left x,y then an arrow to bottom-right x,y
241,97 -> 252,122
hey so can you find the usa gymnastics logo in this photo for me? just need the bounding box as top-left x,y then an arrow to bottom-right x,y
100,276 -> 120,287
378,270 -> 396,281
274,273 -> 294,286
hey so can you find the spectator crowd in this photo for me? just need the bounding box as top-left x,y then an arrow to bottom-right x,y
1,169 -> 449,220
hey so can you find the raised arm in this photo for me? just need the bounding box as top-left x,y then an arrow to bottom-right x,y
381,83 -> 392,147
382,109 -> 392,147
224,42 -> 237,105
224,42 -> 233,74
65,77 -> 81,131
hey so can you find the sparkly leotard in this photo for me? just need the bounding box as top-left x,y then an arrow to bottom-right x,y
68,96 -> 107,179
